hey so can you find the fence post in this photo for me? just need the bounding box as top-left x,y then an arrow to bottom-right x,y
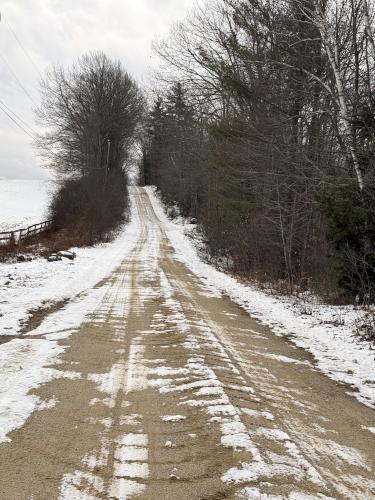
9,232 -> 16,246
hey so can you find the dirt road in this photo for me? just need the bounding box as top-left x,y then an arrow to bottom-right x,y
0,187 -> 374,499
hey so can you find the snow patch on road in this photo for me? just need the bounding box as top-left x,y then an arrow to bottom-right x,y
149,323 -> 324,491
362,426 -> 375,434
126,339 -> 148,393
235,488 -> 334,499
325,441 -> 370,469
108,478 -> 146,499
59,470 -> 105,499
0,338 -> 66,443
261,353 -> 312,366
161,414 -> 186,422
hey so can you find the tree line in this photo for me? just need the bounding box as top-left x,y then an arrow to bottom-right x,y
142,0 -> 375,303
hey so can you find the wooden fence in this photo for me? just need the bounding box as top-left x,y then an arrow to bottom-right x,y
0,220 -> 53,246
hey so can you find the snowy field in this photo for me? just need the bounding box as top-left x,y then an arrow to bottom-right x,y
0,179 -> 53,232
146,187 -> 375,409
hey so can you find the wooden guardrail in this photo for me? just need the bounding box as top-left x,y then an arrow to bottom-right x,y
0,220 -> 53,246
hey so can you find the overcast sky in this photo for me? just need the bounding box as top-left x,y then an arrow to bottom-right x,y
0,0 -> 196,179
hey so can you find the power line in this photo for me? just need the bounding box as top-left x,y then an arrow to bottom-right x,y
0,52 -> 37,105
0,100 -> 35,139
0,97 -> 37,136
1,12 -> 43,80
0,99 -> 60,161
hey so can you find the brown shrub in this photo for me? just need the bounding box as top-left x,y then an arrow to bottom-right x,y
49,170 -> 128,246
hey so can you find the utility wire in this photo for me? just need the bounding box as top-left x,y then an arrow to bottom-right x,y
1,12 -> 43,80
0,97 -> 37,136
0,100 -> 35,139
0,52 -> 37,105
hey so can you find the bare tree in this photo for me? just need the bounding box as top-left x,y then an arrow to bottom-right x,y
37,52 -> 145,179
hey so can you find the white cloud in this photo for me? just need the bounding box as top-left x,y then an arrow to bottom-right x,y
0,0 -> 196,179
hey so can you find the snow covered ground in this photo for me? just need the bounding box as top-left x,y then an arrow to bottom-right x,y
146,186 -> 375,409
0,179 -> 53,232
0,196 -> 141,441
0,185 -> 374,447
0,200 -> 140,336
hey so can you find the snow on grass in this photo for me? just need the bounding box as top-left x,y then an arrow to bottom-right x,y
0,179 -> 53,232
145,186 -> 375,408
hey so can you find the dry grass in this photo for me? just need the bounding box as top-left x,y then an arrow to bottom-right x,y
0,228 -> 96,263
355,309 -> 375,345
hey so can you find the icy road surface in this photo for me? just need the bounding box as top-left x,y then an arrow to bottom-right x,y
0,187 -> 374,499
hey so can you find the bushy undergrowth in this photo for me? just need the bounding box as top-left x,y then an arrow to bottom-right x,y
50,170 -> 128,246
355,309 -> 375,344
320,184 -> 375,303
